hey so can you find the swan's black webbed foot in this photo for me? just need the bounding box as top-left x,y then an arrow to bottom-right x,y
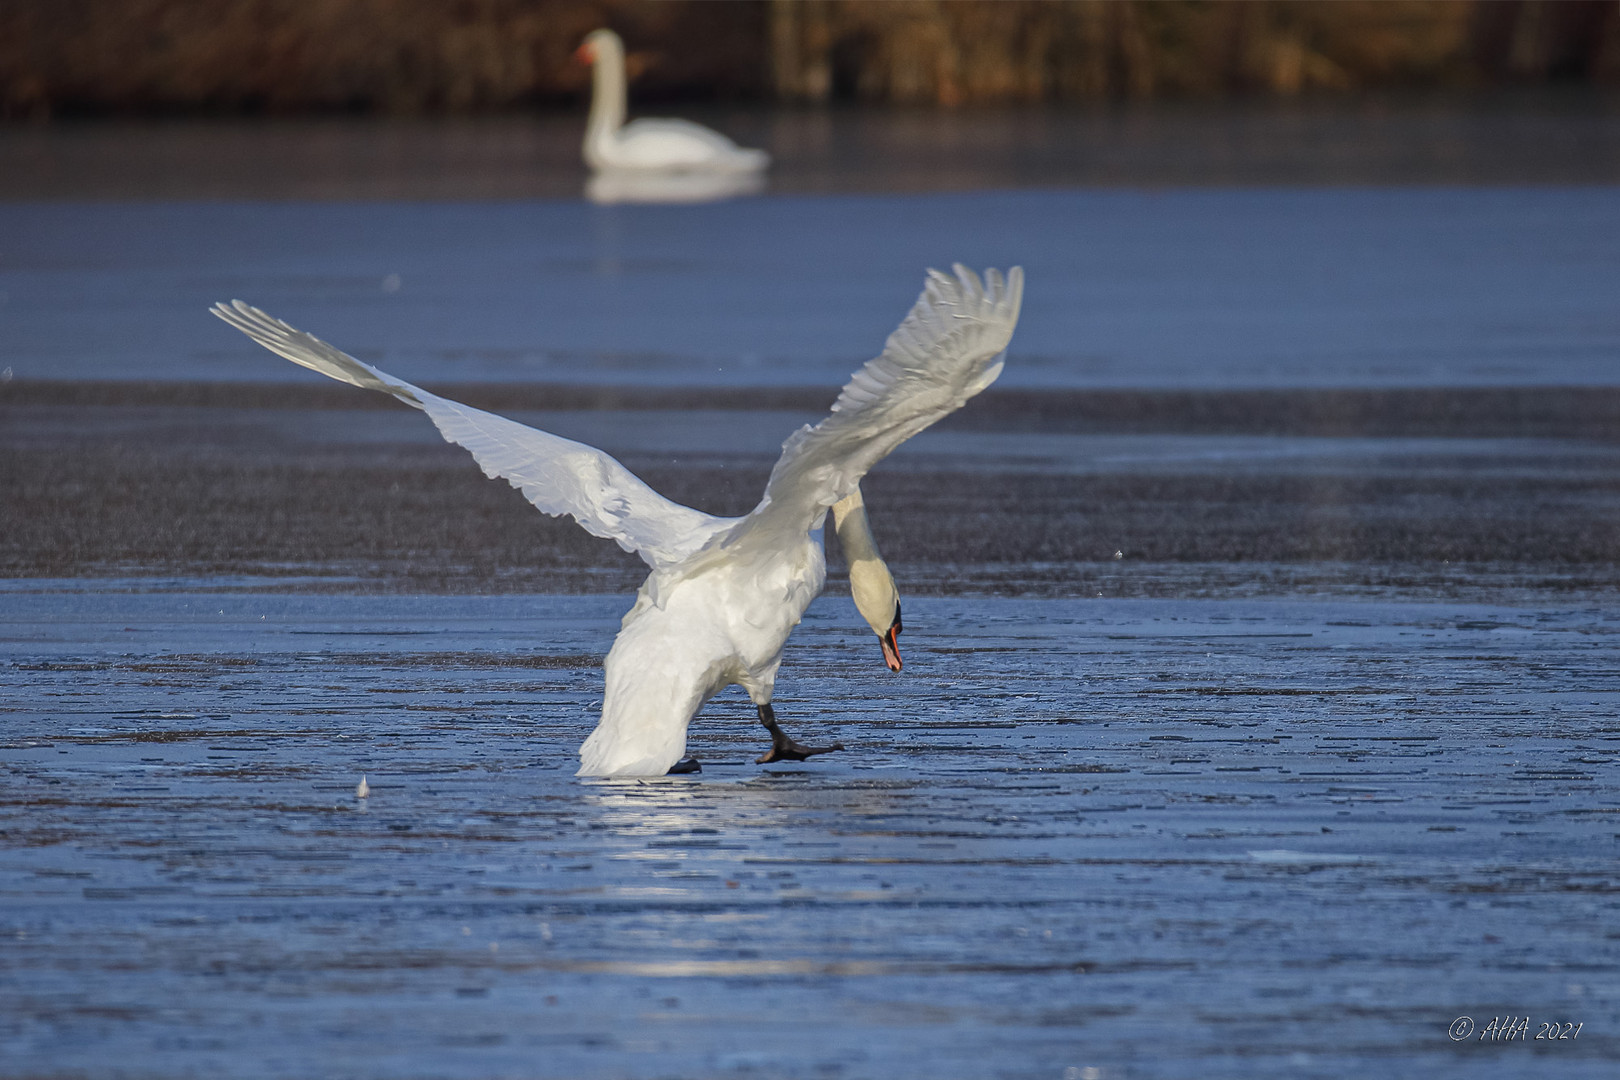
667,757 -> 702,774
754,703 -> 844,764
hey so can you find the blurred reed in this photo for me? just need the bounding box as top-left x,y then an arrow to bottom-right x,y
3,0 -> 1618,119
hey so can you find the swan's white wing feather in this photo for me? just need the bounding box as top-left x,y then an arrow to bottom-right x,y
211,299 -> 420,404
210,301 -> 727,569
723,264 -> 1023,554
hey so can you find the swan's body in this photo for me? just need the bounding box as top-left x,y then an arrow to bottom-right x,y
578,29 -> 769,174
584,167 -> 765,206
211,265 -> 1022,776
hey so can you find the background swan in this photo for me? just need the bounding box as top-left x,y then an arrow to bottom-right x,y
211,264 -> 1021,777
584,167 -> 764,206
577,28 -> 770,174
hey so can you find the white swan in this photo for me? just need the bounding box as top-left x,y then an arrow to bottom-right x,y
584,167 -> 765,206
576,28 -> 770,174
211,264 -> 1022,777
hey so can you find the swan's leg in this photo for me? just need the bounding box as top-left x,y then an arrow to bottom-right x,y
755,703 -> 844,764
667,757 -> 702,774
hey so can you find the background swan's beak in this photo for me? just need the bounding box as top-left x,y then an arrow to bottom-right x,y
574,43 -> 594,64
880,620 -> 902,672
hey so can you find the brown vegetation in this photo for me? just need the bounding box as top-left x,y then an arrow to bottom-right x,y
0,0 -> 766,117
4,1 -> 1620,119
807,0 -> 1620,103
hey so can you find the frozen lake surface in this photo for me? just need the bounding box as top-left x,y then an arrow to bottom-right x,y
4,102 -> 1619,1076
5,186 -> 1620,390
3,590 -> 1619,1078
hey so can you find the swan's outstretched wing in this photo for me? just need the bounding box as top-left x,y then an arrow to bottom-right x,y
210,301 -> 726,569
722,264 -> 1023,554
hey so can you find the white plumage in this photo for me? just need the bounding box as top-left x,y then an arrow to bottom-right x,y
577,29 -> 769,175
212,264 -> 1022,776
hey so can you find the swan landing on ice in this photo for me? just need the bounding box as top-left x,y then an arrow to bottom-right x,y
211,265 -> 1023,776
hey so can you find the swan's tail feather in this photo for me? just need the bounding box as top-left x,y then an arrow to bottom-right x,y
209,300 -> 424,410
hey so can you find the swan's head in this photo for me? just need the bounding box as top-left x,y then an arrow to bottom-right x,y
853,564 -> 903,672
833,488 -> 903,673
576,28 -> 623,66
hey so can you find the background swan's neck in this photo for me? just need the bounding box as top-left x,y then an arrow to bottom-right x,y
585,39 -> 627,161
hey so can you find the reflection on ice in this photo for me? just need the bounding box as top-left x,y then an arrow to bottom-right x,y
584,167 -> 765,205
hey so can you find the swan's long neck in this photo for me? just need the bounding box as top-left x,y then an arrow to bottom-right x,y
832,487 -> 899,636
584,36 -> 627,166
833,489 -> 881,566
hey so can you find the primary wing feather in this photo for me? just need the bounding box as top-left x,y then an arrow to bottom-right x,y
725,264 -> 1022,550
210,301 -> 725,569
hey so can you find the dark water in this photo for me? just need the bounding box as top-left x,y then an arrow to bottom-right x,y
5,95 -> 1620,201
6,395 -> 1620,592
4,591 -> 1619,1078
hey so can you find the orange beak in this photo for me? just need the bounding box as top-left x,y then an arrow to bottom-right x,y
575,43 -> 594,64
880,606 -> 902,672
